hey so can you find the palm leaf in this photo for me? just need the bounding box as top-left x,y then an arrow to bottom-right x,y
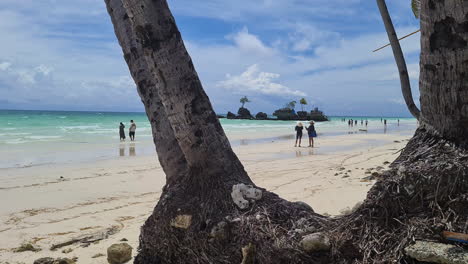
411,0 -> 421,18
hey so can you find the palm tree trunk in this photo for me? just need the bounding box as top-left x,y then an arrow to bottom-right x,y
376,0 -> 421,119
418,0 -> 468,145
105,0 -> 188,180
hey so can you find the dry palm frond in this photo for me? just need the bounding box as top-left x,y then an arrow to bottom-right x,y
411,0 -> 421,18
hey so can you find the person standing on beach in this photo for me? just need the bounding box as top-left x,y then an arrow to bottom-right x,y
294,122 -> 304,147
119,122 -> 126,141
129,120 -> 137,141
384,119 -> 387,126
306,121 -> 317,147
365,120 -> 368,126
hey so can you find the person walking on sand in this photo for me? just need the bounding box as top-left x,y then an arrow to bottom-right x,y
129,120 -> 137,141
306,121 -> 317,147
119,122 -> 126,141
294,122 -> 304,147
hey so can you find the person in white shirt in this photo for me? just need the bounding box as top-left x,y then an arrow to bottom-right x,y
129,120 -> 137,141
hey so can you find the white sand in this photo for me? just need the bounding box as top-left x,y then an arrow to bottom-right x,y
0,131 -> 413,263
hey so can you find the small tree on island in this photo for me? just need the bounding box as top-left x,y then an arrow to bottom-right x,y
285,100 -> 296,110
299,98 -> 307,112
240,96 -> 250,108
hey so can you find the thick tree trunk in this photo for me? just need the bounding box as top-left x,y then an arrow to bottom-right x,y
419,0 -> 468,146
376,0 -> 421,119
105,0 -> 188,181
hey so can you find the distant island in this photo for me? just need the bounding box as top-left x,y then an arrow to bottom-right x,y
218,97 -> 329,121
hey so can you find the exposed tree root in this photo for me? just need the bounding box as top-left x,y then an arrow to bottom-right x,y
332,127 -> 468,263
134,128 -> 468,263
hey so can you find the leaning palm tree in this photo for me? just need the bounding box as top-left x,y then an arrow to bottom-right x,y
376,0 -> 420,119
105,0 -> 468,262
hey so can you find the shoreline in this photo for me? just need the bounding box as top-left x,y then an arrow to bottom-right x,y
0,127 -> 415,263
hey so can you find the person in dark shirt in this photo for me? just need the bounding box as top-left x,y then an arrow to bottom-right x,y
306,121 -> 317,147
119,122 -> 126,141
294,122 -> 304,147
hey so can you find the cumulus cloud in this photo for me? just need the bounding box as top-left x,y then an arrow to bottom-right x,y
218,64 -> 306,97
228,27 -> 273,56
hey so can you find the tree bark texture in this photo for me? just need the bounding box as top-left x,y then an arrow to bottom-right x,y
376,0 -> 421,119
105,0 -> 188,181
114,0 -> 251,186
419,0 -> 468,145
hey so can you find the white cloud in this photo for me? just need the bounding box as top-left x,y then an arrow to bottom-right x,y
228,27 -> 273,56
218,64 -> 306,96
389,98 -> 405,105
0,62 -> 11,71
288,23 -> 340,52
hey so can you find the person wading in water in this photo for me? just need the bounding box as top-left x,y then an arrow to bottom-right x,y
119,122 -> 126,141
306,121 -> 317,147
294,122 -> 304,147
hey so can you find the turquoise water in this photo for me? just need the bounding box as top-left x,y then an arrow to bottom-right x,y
0,110 -> 417,169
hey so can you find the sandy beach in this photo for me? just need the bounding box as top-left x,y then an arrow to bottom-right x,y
0,125 -> 415,264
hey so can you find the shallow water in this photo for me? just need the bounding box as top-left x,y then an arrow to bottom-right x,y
0,110 -> 417,169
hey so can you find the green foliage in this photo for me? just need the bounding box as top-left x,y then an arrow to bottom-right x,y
411,0 -> 421,19
299,98 -> 307,111
240,96 -> 250,107
284,100 -> 297,110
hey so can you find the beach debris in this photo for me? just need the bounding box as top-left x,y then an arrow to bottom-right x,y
394,140 -> 401,143
61,248 -> 73,254
442,231 -> 468,244
120,238 -> 128,242
14,243 -> 41,252
405,241 -> 468,263
294,201 -> 314,212
107,243 -> 132,264
92,253 -> 105,258
33,258 -> 55,264
342,175 -> 350,178
301,233 -> 331,252
33,258 -> 75,264
231,183 -> 262,209
50,225 -> 121,250
383,161 -> 390,165
53,258 -> 75,264
210,221 -> 229,240
241,243 -> 256,264
170,215 -> 192,229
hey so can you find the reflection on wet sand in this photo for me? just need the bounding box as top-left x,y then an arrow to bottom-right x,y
295,148 -> 314,157
119,144 -> 125,157
119,143 -> 136,157
129,143 -> 136,156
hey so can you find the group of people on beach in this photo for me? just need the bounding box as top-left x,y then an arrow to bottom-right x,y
294,121 -> 317,147
344,119 -> 369,127
119,120 -> 137,141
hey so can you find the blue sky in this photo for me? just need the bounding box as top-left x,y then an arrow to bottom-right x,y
0,0 -> 421,116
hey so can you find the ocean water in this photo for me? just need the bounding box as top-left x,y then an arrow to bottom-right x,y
0,110 -> 417,169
